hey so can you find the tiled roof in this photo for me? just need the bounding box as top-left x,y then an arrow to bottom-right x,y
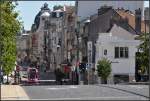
116,9 -> 149,33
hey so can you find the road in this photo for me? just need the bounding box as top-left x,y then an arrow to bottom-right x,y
22,85 -> 149,100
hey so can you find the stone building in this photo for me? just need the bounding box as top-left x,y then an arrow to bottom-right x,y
30,3 -> 51,67
62,5 -> 76,66
30,3 -> 76,71
16,30 -> 31,65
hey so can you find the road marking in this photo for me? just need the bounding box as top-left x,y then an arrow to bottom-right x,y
69,85 -> 78,88
129,85 -> 145,89
38,80 -> 56,82
46,86 -> 78,90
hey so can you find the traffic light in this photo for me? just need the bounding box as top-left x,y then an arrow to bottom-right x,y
79,63 -> 86,73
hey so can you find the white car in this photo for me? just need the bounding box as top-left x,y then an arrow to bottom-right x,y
3,75 -> 12,84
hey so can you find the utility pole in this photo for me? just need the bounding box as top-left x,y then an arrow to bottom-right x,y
0,1 -> 2,72
76,21 -> 80,85
75,1 -> 81,85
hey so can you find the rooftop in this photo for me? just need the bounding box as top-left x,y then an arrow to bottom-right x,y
116,9 -> 149,33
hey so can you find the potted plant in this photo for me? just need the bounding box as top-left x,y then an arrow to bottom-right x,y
97,58 -> 111,84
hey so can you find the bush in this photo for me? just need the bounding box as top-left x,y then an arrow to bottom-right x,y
97,58 -> 111,84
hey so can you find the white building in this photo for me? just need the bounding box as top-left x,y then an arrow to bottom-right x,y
77,1 -> 144,21
95,24 -> 140,84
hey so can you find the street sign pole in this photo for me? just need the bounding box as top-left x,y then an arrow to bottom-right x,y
87,41 -> 92,85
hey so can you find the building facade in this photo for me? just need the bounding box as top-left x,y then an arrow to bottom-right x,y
16,30 -> 31,65
95,25 -> 140,84
30,3 -> 76,71
78,6 -> 142,84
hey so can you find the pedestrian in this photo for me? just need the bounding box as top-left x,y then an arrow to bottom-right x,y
55,68 -> 64,85
0,69 -> 4,84
138,69 -> 142,81
54,68 -> 58,84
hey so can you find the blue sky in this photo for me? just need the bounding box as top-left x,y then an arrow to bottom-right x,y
15,1 -> 149,30
15,1 -> 75,30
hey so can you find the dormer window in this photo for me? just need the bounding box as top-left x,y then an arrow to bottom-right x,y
56,12 -> 59,18
42,17 -> 45,20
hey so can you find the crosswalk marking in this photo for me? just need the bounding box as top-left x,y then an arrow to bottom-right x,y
46,86 -> 78,90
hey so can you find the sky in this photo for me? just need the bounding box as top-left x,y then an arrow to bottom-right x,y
15,1 -> 75,30
15,1 -> 149,30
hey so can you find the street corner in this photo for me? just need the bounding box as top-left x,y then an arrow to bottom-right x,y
1,85 -> 30,100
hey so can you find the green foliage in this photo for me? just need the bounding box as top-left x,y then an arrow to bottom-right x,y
53,5 -> 63,11
0,1 -> 21,75
97,58 -> 111,80
136,33 -> 149,74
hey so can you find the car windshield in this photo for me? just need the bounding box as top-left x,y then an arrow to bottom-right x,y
29,69 -> 36,79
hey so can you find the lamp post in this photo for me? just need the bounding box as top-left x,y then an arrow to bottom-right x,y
75,20 -> 81,85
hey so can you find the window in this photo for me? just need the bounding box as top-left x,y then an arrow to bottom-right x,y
104,49 -> 107,55
115,47 -> 128,58
125,47 -> 128,58
115,47 -> 119,58
120,47 -> 124,58
52,12 -> 56,18
42,17 -> 45,21
56,12 -> 59,18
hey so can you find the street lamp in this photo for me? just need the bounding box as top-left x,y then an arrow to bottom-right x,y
75,20 -> 81,85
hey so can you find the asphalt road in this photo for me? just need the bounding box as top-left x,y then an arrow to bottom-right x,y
22,85 -> 149,100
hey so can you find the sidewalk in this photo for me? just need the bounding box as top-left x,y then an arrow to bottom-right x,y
1,85 -> 29,100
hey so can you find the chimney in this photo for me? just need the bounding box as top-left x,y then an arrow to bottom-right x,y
135,8 -> 141,33
98,5 -> 112,16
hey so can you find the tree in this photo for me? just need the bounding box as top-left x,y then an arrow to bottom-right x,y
0,1 -> 22,83
136,32 -> 149,75
97,58 -> 111,84
53,5 -> 63,11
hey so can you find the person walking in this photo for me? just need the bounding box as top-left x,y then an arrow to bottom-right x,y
0,69 -> 4,84
54,68 -> 64,85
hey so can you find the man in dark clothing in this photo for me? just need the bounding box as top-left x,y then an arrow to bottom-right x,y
54,68 -> 64,85
0,69 -> 4,84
